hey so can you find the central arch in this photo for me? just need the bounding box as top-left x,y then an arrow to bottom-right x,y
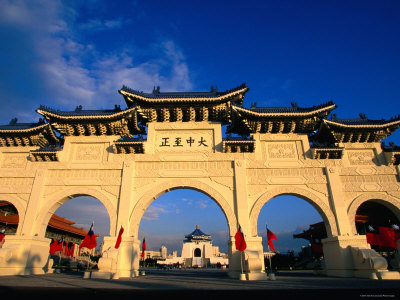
249,186 -> 338,238
129,179 -> 236,238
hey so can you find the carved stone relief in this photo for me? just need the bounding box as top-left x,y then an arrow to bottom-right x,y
45,169 -> 122,186
0,178 -> 34,194
347,150 -> 377,165
135,161 -> 233,178
1,154 -> 28,168
341,174 -> 400,192
74,144 -> 103,161
247,168 -> 326,185
267,142 -> 297,159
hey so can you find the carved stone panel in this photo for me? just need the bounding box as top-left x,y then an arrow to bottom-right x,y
1,153 -> 28,168
266,142 -> 298,160
247,168 -> 326,185
74,144 -> 104,162
45,169 -> 122,186
347,150 -> 377,165
135,161 -> 233,178
0,178 -> 34,194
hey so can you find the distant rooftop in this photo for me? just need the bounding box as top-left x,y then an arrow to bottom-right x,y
184,225 -> 211,242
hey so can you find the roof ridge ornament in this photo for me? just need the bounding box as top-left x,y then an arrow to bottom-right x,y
210,85 -> 218,93
152,86 -> 160,94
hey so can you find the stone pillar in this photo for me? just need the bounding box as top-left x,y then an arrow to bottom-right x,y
324,166 -> 374,277
229,159 -> 267,280
325,166 -> 352,236
0,235 -> 51,275
97,161 -> 139,278
0,169 -> 53,275
20,169 -> 47,236
96,236 -> 140,279
115,161 -> 135,238
322,235 -> 370,277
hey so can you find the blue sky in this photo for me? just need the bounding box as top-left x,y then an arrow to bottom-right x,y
1,1 -> 400,254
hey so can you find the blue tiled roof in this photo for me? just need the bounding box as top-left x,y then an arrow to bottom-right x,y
120,83 -> 248,99
328,113 -> 400,125
184,226 -> 211,241
237,101 -> 336,114
37,105 -> 123,117
0,118 -> 46,131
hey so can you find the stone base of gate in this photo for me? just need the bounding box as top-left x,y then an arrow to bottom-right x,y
0,235 -> 51,276
228,236 -> 268,280
97,236 -> 141,278
322,235 -> 397,279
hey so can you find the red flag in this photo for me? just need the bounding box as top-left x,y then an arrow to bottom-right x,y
115,226 -> 124,249
311,237 -> 323,254
141,237 -> 146,258
79,222 -> 97,250
0,229 -> 5,243
63,241 -> 69,256
366,224 -> 381,246
49,238 -> 57,254
50,238 -> 63,254
69,243 -> 75,257
234,225 -> 247,252
379,226 -> 397,248
266,225 -> 278,252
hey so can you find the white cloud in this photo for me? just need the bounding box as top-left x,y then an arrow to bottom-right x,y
142,205 -> 168,221
0,0 -> 193,115
196,199 -> 208,209
79,17 -> 130,31
181,198 -> 193,205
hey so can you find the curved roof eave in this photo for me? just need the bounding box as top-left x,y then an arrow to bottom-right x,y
36,106 -> 137,121
119,85 -> 249,105
232,102 -> 337,118
323,118 -> 400,129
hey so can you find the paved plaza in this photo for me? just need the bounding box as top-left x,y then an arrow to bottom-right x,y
0,269 -> 399,298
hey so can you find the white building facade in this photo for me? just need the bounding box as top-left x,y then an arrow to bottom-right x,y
160,226 -> 228,268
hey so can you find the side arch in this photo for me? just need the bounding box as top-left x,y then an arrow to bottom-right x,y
35,186 -> 117,238
347,192 -> 400,235
249,186 -> 338,237
129,179 -> 236,237
0,194 -> 26,235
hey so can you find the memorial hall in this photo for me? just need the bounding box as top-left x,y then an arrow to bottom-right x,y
0,83 -> 399,280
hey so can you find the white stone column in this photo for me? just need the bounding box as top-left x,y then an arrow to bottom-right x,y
0,169 -> 52,275
97,161 -> 139,278
323,166 -> 373,277
20,169 -> 47,236
229,159 -> 267,280
325,166 -> 352,236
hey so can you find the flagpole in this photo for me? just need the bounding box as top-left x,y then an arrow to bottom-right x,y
240,250 -> 243,275
266,223 -> 273,277
267,244 -> 272,273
